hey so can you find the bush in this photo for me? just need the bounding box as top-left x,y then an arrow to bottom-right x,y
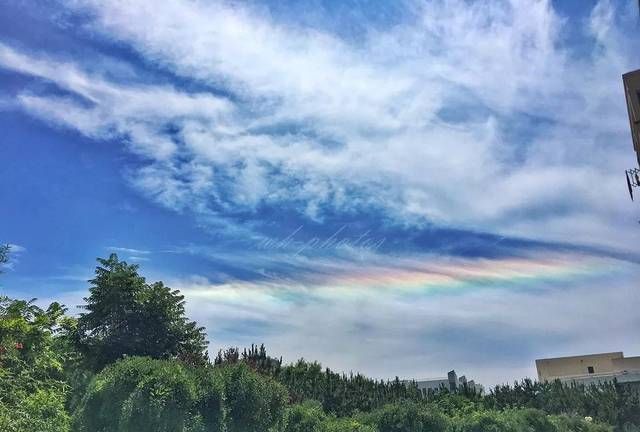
449,409 -> 614,432
549,415 -> 613,432
515,409 -> 557,432
360,401 -> 449,432
283,401 -> 380,432
0,389 -> 70,432
322,417 -> 377,432
284,401 -> 327,432
451,410 -> 520,432
73,357 -> 223,432
219,362 -> 289,432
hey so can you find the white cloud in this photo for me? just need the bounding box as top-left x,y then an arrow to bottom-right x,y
1,0 -> 639,250
173,257 -> 640,387
106,246 -> 151,255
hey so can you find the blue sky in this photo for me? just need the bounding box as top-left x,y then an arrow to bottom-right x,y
1,0 -> 640,386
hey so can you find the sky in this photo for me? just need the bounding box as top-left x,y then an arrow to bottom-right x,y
1,0 -> 639,387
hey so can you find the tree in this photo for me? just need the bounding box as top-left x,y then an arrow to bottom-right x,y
76,254 -> 208,370
0,244 -> 10,273
0,297 -> 72,432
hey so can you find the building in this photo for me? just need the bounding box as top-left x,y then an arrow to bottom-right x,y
408,370 -> 484,395
623,69 -> 640,167
536,352 -> 640,386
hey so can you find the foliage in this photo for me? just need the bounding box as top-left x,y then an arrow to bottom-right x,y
358,401 -> 449,432
215,343 -> 283,376
76,254 -> 208,370
321,417 -> 377,432
73,358 -> 287,432
219,362 -> 289,432
486,378 -> 640,429
0,244 -> 9,271
283,401 -> 377,432
0,253 -> 638,432
73,357 -> 224,432
0,297 -> 72,432
548,414 -> 614,432
283,400 -> 327,432
0,388 -> 70,432
217,346 -> 424,417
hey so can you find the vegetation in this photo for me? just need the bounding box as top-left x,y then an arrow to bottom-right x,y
0,297 -> 72,432
0,244 -> 10,272
75,254 -> 208,370
487,379 -> 640,431
1,253 -> 638,431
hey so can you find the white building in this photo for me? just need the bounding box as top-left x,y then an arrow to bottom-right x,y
407,370 -> 484,395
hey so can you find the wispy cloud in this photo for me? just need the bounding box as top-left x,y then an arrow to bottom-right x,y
105,246 -> 153,264
0,0 -> 638,251
171,250 -> 639,386
106,246 -> 151,255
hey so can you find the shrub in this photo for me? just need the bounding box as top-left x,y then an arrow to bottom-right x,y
361,401 -> 449,432
219,362 -> 289,432
0,389 -> 70,432
451,410 -> 520,432
322,417 -> 377,432
549,415 -> 613,432
515,409 -> 557,432
73,357 -> 223,432
284,401 -> 327,432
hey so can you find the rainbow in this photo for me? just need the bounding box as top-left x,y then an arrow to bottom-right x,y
183,252 -> 621,307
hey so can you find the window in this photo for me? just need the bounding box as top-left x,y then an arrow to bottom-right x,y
587,366 -> 595,374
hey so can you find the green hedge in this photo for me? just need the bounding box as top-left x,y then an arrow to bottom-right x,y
72,357 -> 287,432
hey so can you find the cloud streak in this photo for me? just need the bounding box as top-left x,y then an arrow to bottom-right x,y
171,250 -> 639,386
0,0 -> 638,251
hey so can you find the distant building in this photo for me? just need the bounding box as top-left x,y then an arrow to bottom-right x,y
407,370 -> 484,395
536,352 -> 640,386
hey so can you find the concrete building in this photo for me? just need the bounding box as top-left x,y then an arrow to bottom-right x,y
408,370 -> 484,395
536,352 -> 640,386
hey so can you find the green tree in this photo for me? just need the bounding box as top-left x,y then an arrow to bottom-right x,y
486,378 -> 640,429
0,297 -> 72,432
76,254 -> 208,370
0,244 -> 10,272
